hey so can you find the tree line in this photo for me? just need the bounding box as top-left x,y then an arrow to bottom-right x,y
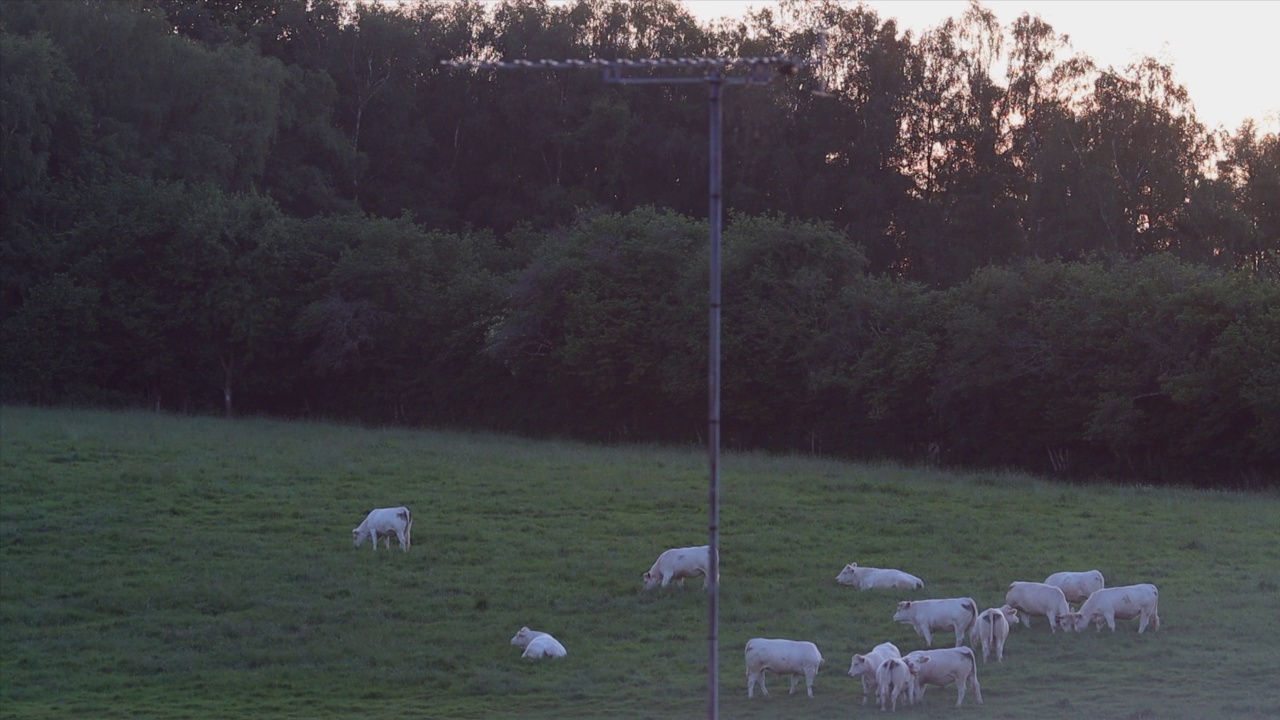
2,0 -> 1276,486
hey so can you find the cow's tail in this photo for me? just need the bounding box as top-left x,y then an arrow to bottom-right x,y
976,611 -> 992,650
962,598 -> 979,640
963,645 -> 979,686
398,507 -> 413,550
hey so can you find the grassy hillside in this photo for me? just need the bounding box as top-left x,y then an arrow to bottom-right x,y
2,405 -> 1278,719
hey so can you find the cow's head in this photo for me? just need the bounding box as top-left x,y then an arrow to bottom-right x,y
510,627 -> 531,646
642,571 -> 660,591
849,654 -> 870,676
835,563 -> 860,585
351,528 -> 364,547
999,604 -> 1019,622
891,601 -> 913,622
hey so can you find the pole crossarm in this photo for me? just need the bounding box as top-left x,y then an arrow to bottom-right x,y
442,54 -> 806,85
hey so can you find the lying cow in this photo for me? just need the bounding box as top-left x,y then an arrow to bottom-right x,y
835,562 -> 924,590
510,626 -> 567,658
904,647 -> 983,707
744,638 -> 823,698
1004,581 -> 1071,632
1063,583 -> 1161,633
892,597 -> 978,648
642,545 -> 717,590
848,641 -> 901,706
351,506 -> 413,552
1044,569 -> 1105,604
875,657 -> 914,712
972,606 -> 1017,662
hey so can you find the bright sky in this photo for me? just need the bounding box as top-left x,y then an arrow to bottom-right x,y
680,0 -> 1280,134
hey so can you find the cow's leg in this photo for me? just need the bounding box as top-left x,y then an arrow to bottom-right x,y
397,529 -> 408,551
920,626 -> 933,646
788,673 -> 799,695
804,667 -> 817,697
861,676 -> 871,705
1105,612 -> 1117,631
1137,611 -> 1149,633
746,671 -> 757,698
1047,613 -> 1057,633
953,624 -> 965,647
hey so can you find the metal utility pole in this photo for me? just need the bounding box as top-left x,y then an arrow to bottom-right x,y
443,55 -> 802,720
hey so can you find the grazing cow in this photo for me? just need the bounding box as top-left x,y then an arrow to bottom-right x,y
1044,569 -> 1106,604
1004,581 -> 1072,632
892,598 -> 978,648
903,647 -> 983,707
848,642 -> 902,706
744,638 -> 823,698
1063,583 -> 1161,633
351,506 -> 412,552
875,657 -> 914,712
835,563 -> 924,590
972,606 -> 1017,662
642,545 -> 717,590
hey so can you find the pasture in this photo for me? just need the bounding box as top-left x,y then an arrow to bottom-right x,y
2,405 -> 1278,719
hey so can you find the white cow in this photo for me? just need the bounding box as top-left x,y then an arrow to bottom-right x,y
892,598 -> 978,648
522,634 -> 567,659
903,647 -> 983,707
642,545 -> 717,590
1044,569 -> 1106,604
351,506 -> 412,551
835,563 -> 924,590
971,606 -> 1017,662
1064,583 -> 1161,633
848,642 -> 901,706
875,657 -> 914,712
1004,581 -> 1072,632
744,638 -> 823,698
510,626 -> 567,658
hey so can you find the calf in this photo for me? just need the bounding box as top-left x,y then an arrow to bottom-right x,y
1004,581 -> 1072,632
1063,583 -> 1160,633
744,638 -> 823,698
351,506 -> 412,552
510,626 -> 567,658
1044,569 -> 1105,604
642,545 -> 717,590
892,597 -> 978,648
972,606 -> 1017,662
521,634 -> 567,659
875,657 -> 914,712
835,562 -> 924,590
848,641 -> 901,706
903,647 -> 983,707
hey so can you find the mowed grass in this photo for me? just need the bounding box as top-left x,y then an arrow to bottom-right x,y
1,406 -> 1278,719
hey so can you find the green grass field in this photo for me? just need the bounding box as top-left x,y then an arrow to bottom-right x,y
2,405 -> 1278,719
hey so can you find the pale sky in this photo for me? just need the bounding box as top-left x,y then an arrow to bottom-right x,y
679,0 -> 1280,134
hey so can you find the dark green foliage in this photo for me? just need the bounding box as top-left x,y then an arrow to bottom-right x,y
1,1 -> 1277,487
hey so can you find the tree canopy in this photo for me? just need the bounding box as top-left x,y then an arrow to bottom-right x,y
2,0 -> 1276,486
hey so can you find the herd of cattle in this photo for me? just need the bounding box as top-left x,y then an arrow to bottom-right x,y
350,508 -> 1161,711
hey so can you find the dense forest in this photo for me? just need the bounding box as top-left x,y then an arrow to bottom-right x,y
2,0 -> 1277,486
